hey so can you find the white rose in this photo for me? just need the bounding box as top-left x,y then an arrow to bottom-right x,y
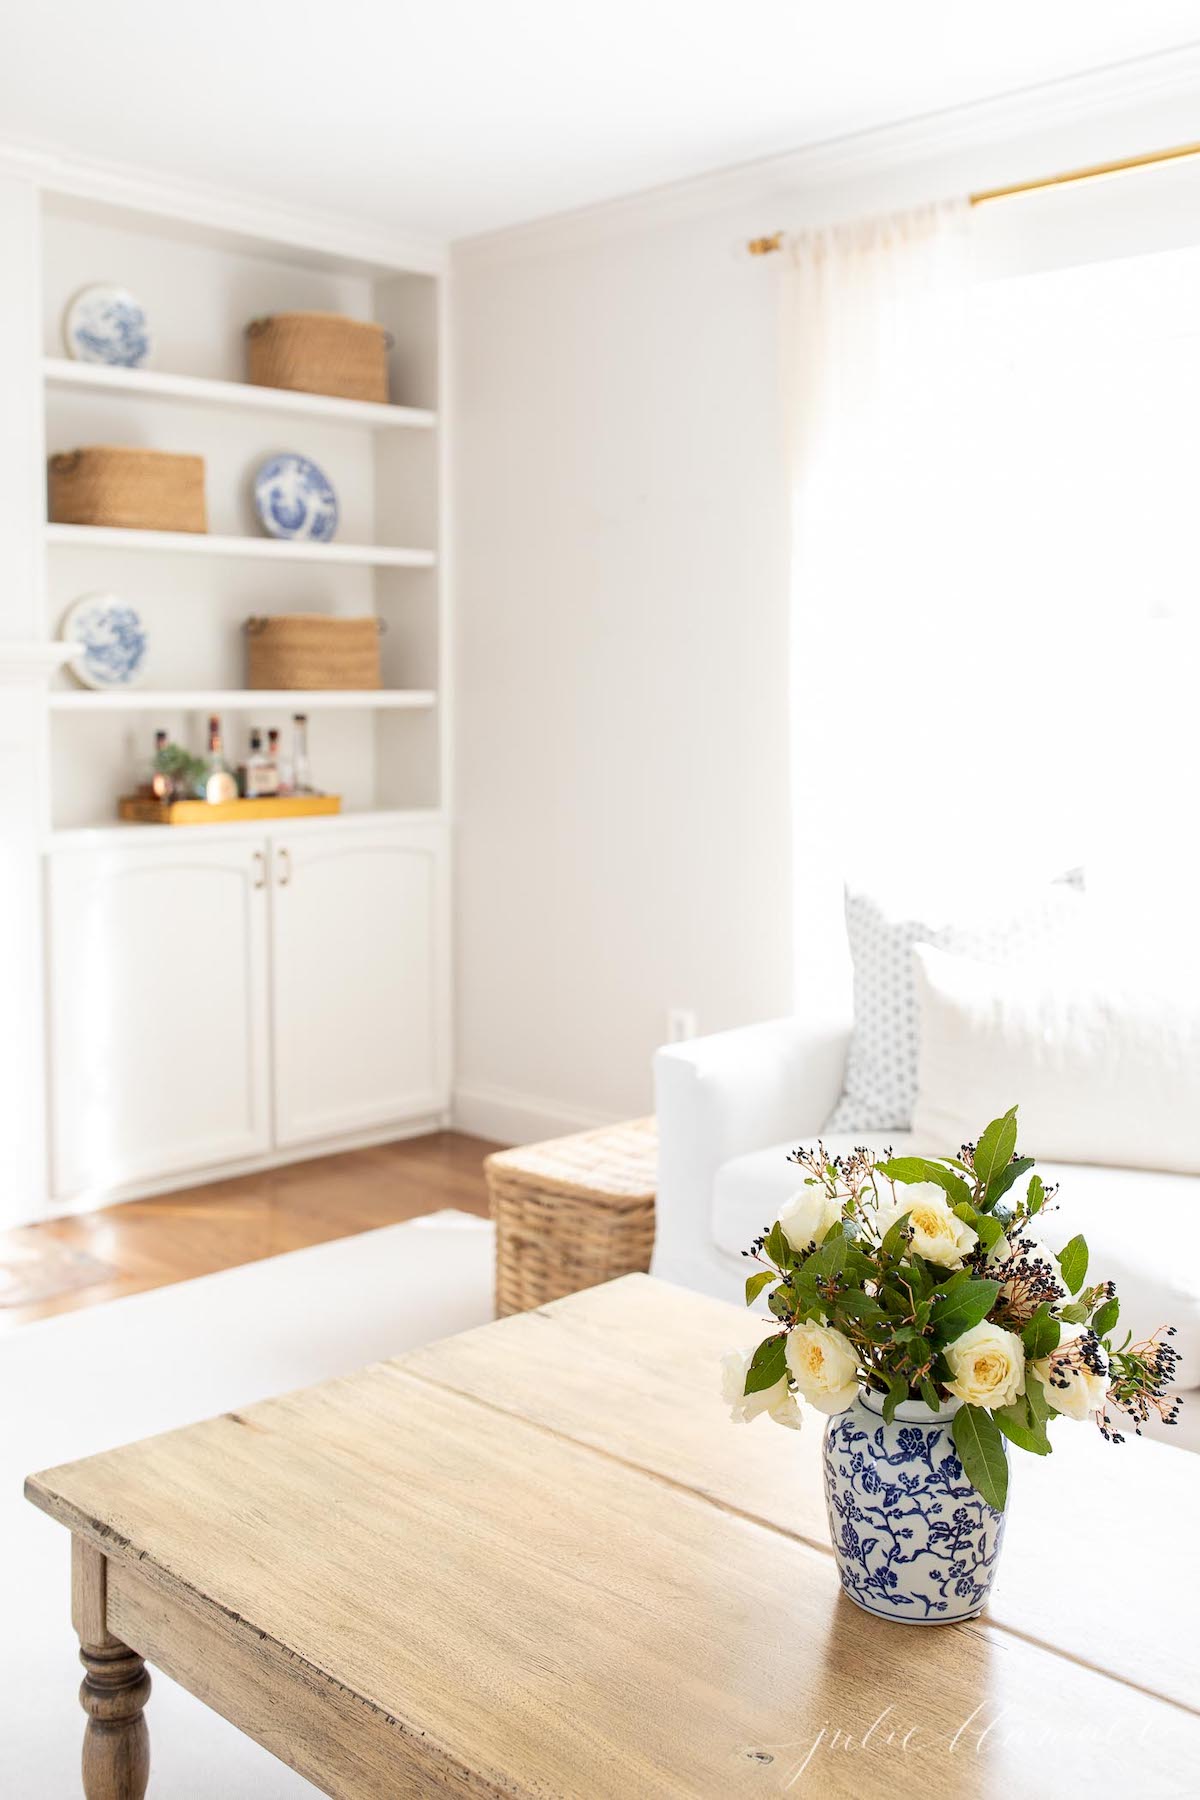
777,1185 -> 843,1253
720,1346 -> 802,1430
1031,1332 -> 1109,1422
785,1322 -> 859,1415
874,1182 -> 978,1269
944,1320 -> 1026,1408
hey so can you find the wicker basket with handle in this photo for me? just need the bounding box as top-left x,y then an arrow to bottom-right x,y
48,446 -> 207,533
245,312 -> 391,405
245,614 -> 383,690
485,1118 -> 657,1317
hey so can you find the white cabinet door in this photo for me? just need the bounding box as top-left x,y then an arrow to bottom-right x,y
270,823 -> 449,1148
48,837 -> 271,1198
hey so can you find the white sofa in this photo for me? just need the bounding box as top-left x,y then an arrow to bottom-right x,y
653,1013 -> 1199,1450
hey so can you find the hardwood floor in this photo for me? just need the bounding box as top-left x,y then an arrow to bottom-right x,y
0,1132 -> 499,1331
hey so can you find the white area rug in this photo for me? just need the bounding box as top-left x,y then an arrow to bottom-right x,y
3,1211 -> 495,1798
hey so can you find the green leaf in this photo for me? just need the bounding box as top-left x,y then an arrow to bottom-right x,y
952,1404 -> 1009,1510
809,1229 -> 849,1282
1021,1304 -> 1060,1360
993,1395 -> 1052,1456
919,1376 -> 941,1412
1025,1376 -> 1054,1431
1058,1302 -> 1088,1325
877,1157 -> 972,1208
1025,1172 -> 1045,1215
972,1107 -> 1019,1201
930,1279 -> 1001,1346
986,1157 -> 1035,1206
1057,1234 -> 1089,1295
879,1210 -> 912,1261
882,1371 -> 908,1425
744,1270 -> 774,1306
973,1212 -> 1006,1251
743,1334 -> 786,1395
834,1290 -> 888,1326
763,1222 -> 791,1268
767,1285 -> 795,1320
1092,1295 -> 1120,1338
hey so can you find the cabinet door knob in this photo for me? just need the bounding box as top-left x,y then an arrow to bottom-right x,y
278,846 -> 291,886
252,850 -> 266,889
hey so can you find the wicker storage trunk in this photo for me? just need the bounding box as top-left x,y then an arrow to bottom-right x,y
245,312 -> 390,404
48,446 -> 207,533
245,614 -> 382,690
486,1118 -> 657,1317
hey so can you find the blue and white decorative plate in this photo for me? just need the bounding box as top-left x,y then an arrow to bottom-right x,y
61,593 -> 148,689
64,285 -> 152,368
253,454 -> 339,543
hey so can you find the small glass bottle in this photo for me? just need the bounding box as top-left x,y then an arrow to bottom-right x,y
203,715 -> 238,804
266,726 -> 283,793
149,728 -> 171,799
291,713 -> 316,795
241,728 -> 279,799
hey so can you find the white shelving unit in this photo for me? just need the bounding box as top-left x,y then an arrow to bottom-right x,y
0,159 -> 454,1221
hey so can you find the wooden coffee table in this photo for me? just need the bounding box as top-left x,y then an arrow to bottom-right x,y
26,1275 -> 1199,1798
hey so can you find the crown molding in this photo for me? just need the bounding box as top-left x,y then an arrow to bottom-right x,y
454,40 -> 1200,268
0,134 -> 447,276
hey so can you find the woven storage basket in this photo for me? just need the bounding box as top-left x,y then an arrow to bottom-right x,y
245,614 -> 382,690
48,446 -> 207,533
245,311 -> 390,404
486,1117 -> 657,1317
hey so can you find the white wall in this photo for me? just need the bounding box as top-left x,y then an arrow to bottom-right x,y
451,206 -> 793,1140
451,54 -> 1200,1142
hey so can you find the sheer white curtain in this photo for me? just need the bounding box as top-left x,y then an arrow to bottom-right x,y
782,201 -> 976,992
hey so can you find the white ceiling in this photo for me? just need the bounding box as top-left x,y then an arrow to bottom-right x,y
3,3 -> 1199,242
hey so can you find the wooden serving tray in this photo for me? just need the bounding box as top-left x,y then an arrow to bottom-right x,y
118,795 -> 342,825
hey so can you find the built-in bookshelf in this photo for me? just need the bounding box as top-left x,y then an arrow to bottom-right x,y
38,185 -> 447,831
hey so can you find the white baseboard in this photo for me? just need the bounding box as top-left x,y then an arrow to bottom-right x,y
451,1081 -> 621,1147
24,1113 -> 451,1227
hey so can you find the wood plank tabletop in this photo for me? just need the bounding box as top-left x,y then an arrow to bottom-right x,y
26,1275 -> 1199,1799
399,1274 -> 1199,1715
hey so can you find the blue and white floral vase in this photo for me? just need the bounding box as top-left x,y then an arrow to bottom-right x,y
823,1389 -> 1007,1624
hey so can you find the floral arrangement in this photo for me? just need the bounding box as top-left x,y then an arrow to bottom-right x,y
722,1105 -> 1181,1510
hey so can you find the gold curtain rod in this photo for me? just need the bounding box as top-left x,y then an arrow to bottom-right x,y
747,137 -> 1200,252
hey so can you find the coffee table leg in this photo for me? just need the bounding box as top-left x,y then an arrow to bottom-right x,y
72,1537 -> 150,1800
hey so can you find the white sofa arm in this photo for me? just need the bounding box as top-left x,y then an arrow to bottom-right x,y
652,1014 -> 850,1298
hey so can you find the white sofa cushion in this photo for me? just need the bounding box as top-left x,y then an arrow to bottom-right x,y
912,943 -> 1200,1176
711,1135 -> 1200,1394
825,877 -> 1083,1136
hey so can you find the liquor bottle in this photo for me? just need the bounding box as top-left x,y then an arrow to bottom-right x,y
149,728 -> 172,799
267,726 -> 284,794
240,728 -> 279,799
203,715 -> 238,804
291,713 -> 316,795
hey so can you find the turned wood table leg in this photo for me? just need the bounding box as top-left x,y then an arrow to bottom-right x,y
78,1641 -> 151,1800
71,1536 -> 150,1800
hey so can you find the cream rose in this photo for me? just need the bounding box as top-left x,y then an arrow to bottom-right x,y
1031,1332 -> 1109,1422
777,1186 -> 843,1254
785,1323 -> 859,1415
720,1346 -> 802,1430
944,1320 -> 1026,1409
874,1182 -> 978,1269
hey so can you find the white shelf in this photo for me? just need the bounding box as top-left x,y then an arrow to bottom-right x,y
47,808 -> 446,851
44,357 -> 436,430
49,688 -> 436,712
45,523 -> 435,568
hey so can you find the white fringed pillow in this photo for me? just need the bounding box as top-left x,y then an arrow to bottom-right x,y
911,943 -> 1200,1175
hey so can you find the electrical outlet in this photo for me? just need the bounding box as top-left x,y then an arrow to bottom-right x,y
667,1008 -> 698,1043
